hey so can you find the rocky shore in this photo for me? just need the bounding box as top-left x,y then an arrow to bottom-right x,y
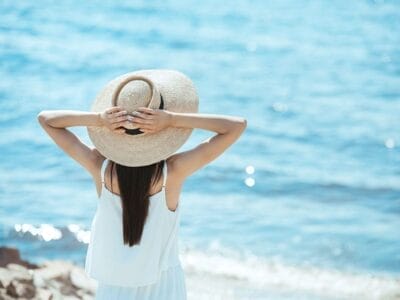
0,247 -> 97,299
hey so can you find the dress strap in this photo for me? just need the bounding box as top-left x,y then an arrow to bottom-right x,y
162,160 -> 167,188
100,158 -> 108,183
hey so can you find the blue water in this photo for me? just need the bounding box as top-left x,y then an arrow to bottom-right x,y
1,0 -> 400,298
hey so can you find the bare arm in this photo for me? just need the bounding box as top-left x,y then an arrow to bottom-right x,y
168,112 -> 247,179
37,107 -> 132,176
133,107 -> 247,180
38,110 -> 103,127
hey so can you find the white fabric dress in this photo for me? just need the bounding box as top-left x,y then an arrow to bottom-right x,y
84,158 -> 186,299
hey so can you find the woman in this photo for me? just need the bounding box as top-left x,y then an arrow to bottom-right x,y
37,71 -> 246,299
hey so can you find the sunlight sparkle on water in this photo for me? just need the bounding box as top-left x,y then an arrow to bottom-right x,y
245,177 -> 255,187
68,224 -> 91,244
385,138 -> 395,149
14,224 -> 62,242
246,165 -> 255,175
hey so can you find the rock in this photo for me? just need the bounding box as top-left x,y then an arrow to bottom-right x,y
0,248 -> 97,300
6,279 -> 36,298
34,288 -> 53,300
33,271 -> 46,288
70,267 -> 97,293
0,267 -> 14,287
49,274 -> 82,298
0,247 -> 38,269
0,266 -> 32,288
0,288 -> 15,299
45,277 -> 64,293
33,260 -> 74,281
0,248 -> 20,267
6,263 -> 27,272
60,284 -> 78,297
77,288 -> 95,299
44,288 -> 63,300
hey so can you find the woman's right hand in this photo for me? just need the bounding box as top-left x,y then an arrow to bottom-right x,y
130,107 -> 173,134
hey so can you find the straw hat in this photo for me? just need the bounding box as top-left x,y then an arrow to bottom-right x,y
87,69 -> 199,167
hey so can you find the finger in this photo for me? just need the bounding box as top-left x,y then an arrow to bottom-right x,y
132,112 -> 154,120
137,107 -> 155,114
111,115 -> 129,123
112,110 -> 128,117
112,120 -> 132,129
132,117 -> 153,125
106,106 -> 124,114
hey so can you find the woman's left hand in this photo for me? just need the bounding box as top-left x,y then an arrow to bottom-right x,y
99,106 -> 138,134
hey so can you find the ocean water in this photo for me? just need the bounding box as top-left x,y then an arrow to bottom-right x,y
1,0 -> 399,299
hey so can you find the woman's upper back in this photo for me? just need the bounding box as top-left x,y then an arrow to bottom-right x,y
101,157 -> 181,212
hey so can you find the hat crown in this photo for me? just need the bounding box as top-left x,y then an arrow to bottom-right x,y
112,76 -> 161,112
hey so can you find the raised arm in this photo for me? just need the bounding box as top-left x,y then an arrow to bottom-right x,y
37,107 -> 133,176
133,107 -> 247,180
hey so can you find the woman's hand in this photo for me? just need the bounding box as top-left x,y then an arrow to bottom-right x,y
99,106 -> 137,134
130,107 -> 172,134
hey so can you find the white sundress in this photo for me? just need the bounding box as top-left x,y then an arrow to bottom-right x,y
84,158 -> 186,299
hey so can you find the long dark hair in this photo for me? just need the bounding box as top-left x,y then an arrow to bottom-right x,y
110,159 -> 164,247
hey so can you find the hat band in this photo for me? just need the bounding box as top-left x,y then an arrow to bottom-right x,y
124,93 -> 164,135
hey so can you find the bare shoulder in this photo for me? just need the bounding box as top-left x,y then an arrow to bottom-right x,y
92,148 -> 107,174
165,154 -> 186,185
164,155 -> 185,211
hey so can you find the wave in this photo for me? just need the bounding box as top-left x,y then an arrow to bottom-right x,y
180,244 -> 400,300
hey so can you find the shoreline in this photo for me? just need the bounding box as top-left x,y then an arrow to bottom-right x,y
2,245 -> 400,300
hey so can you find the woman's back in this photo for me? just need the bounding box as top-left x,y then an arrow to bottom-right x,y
85,158 -> 184,290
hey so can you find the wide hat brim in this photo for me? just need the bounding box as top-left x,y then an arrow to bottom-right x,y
87,69 -> 199,166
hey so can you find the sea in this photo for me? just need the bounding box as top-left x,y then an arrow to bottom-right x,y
0,1 -> 399,299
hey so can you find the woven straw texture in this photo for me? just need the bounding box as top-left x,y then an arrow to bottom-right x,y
87,69 -> 199,166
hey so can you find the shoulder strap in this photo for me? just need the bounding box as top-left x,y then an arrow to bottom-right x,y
100,158 -> 108,183
162,160 -> 167,188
